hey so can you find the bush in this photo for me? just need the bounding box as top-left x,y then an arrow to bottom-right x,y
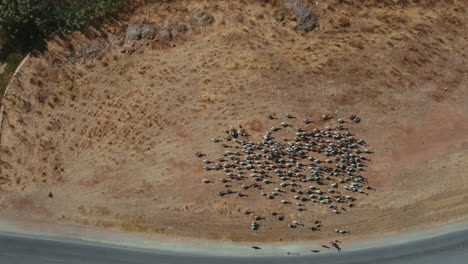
0,0 -> 124,49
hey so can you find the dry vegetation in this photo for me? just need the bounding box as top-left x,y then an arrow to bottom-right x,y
0,0 -> 467,244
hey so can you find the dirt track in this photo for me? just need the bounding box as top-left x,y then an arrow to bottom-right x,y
0,0 -> 467,244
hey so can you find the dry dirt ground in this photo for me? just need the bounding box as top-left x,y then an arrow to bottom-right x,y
0,0 -> 467,245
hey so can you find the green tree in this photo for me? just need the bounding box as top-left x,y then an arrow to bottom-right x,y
0,0 -> 123,49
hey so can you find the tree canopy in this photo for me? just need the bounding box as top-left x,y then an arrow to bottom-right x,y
0,0 -> 124,49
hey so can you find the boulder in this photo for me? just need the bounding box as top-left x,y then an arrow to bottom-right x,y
126,24 -> 156,41
74,38 -> 108,62
283,0 -> 318,32
338,16 -> 351,27
190,11 -> 215,27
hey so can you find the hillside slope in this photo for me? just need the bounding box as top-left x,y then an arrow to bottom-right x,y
0,0 -> 467,244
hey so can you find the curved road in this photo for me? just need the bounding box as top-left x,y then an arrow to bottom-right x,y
1,228 -> 467,264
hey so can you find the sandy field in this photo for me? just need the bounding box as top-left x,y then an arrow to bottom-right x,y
0,0 -> 467,248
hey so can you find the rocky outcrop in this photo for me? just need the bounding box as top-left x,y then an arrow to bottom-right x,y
125,24 -> 156,41
68,38 -> 109,62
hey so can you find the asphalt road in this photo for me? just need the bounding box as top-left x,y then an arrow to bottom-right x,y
1,228 -> 467,264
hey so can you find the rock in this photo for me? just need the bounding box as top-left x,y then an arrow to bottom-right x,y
155,20 -> 189,43
48,192 -> 53,198
190,10 -> 215,27
283,0 -> 318,32
69,38 -> 108,63
126,24 -> 156,41
338,16 -> 351,27
158,30 -> 173,42
174,23 -> 189,34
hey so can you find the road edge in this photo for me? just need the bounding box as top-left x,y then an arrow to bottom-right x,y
0,52 -> 31,144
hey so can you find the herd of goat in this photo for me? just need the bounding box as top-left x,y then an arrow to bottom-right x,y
197,113 -> 374,241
